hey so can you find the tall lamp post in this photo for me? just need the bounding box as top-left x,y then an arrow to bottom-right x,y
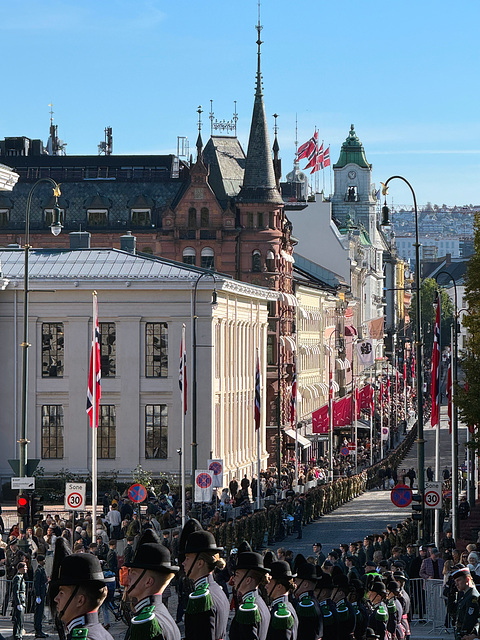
381,176 -> 425,542
192,272 -> 218,484
434,269 -> 460,536
19,179 -> 62,540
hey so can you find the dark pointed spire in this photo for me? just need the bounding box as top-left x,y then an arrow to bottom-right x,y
238,9 -> 283,205
196,106 -> 203,161
272,113 -> 281,190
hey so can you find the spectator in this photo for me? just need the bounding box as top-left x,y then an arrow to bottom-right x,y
229,477 -> 239,500
420,547 -> 445,580
33,555 -> 48,638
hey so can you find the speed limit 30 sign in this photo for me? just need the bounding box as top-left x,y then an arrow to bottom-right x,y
424,481 -> 442,510
65,482 -> 86,511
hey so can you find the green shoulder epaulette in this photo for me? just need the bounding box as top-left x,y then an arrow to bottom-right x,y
336,601 -> 351,622
130,605 -> 163,640
186,583 -> 213,615
375,603 -> 388,622
297,595 -> 316,618
387,599 -> 396,613
236,596 -> 261,625
320,601 -> 334,626
72,630 -> 88,640
272,603 -> 294,630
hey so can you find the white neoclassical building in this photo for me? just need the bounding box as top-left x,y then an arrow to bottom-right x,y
0,236 -> 275,486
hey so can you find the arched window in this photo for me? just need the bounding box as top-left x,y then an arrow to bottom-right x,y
266,250 -> 275,272
252,250 -> 261,273
201,207 -> 209,227
201,247 -> 214,269
183,247 -> 196,266
188,208 -> 197,228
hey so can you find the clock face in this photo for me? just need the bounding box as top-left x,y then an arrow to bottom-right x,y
348,170 -> 357,179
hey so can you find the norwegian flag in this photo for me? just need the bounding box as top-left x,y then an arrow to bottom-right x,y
310,143 -> 324,174
430,299 -> 441,428
412,355 -> 415,378
370,384 -> 375,414
297,133 -> 316,161
290,364 -> 297,427
447,361 -> 452,434
86,293 -> 101,428
323,146 -> 331,168
403,361 -> 407,382
179,324 -> 187,415
255,351 -> 261,431
304,131 -> 319,169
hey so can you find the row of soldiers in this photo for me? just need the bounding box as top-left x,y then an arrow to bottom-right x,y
46,517 -> 413,640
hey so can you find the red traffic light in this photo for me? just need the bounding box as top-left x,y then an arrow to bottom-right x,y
16,494 -> 30,517
18,497 -> 28,507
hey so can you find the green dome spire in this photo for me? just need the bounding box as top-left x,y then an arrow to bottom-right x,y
333,124 -> 371,169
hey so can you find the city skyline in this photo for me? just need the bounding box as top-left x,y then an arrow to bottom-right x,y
1,0 -> 479,206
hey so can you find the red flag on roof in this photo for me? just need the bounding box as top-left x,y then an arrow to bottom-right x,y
297,134 -> 316,161
323,146 -> 331,168
310,143 -> 324,174
304,131 -> 319,169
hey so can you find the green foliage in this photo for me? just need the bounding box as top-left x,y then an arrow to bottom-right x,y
457,213 -> 480,444
409,277 -> 453,352
133,464 -> 154,489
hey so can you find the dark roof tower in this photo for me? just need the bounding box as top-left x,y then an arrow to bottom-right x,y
237,13 -> 283,205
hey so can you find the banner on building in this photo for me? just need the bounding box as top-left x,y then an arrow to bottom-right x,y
367,317 -> 384,340
207,459 -> 224,488
194,471 -> 213,503
356,340 -> 374,366
381,426 -> 389,441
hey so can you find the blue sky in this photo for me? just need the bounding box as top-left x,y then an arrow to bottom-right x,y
1,0 -> 479,207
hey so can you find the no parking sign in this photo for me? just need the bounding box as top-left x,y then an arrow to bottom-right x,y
208,459 -> 224,488
195,471 -> 213,503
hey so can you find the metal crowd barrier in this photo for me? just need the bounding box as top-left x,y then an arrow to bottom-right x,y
0,577 -> 38,623
408,577 -> 447,632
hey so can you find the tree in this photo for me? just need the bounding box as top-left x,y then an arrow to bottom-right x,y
409,277 -> 454,354
457,213 -> 480,446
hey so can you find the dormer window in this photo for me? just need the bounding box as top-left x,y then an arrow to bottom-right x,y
188,208 -> 197,228
0,209 -> 9,227
88,209 -> 108,226
131,209 -> 151,226
44,208 -> 65,228
200,207 -> 209,227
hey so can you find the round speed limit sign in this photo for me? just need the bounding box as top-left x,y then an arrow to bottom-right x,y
65,482 -> 86,511
425,490 -> 440,508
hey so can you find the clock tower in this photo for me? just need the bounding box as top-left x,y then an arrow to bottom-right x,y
331,124 -> 377,239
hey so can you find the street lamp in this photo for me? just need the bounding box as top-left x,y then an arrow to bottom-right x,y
18,178 -> 63,540
192,271 -> 218,483
434,269 -> 460,536
381,176 -> 425,542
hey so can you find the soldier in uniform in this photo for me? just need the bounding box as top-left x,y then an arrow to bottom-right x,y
393,571 -> 410,640
293,560 -> 322,640
12,561 -> 27,640
124,529 -> 180,640
182,529 -> 230,640
365,580 -> 388,640
385,580 -> 403,640
49,539 -> 113,640
331,574 -> 356,640
229,551 -> 270,640
315,571 -> 338,640
451,566 -> 480,640
264,561 -> 298,640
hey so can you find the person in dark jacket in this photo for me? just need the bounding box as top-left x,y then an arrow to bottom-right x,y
12,561 -> 27,640
182,530 -> 230,640
265,561 -> 298,640
229,551 -> 270,640
229,478 -> 239,500
33,555 -> 48,638
293,562 -> 322,640
123,536 -> 135,566
106,541 -> 118,579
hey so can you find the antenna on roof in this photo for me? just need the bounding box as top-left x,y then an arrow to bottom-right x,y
46,102 -> 67,156
233,101 -> 238,136
255,0 -> 263,96
209,100 -> 214,136
98,127 -> 113,155
294,114 -> 299,165
197,105 -> 203,133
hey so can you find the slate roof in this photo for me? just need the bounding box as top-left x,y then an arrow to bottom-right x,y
203,136 -> 246,206
0,248 -> 223,281
422,257 -> 469,286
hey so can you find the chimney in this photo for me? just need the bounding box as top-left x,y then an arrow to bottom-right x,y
121,231 -> 136,254
446,252 -> 451,265
69,231 -> 91,249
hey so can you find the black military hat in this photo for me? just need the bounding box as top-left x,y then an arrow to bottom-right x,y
365,628 -> 380,640
296,562 -> 317,581
263,550 -> 275,570
386,580 -> 400,594
452,566 -> 471,580
184,530 -> 223,555
238,540 -> 253,554
370,580 -> 387,595
51,553 -> 106,587
125,529 -> 179,573
393,571 -> 407,582
178,518 -> 203,564
316,571 -> 333,589
269,561 -> 294,581
332,573 -> 350,591
236,551 -> 268,574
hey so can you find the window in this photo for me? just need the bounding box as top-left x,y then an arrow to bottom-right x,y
98,405 -> 116,459
183,247 -> 196,266
247,212 -> 254,228
269,212 -> 275,229
42,323 -> 64,377
252,250 -> 261,272
0,209 -> 10,226
44,209 -> 65,227
41,405 -> 64,459
267,335 -> 276,365
145,404 -> 168,459
145,322 -> 168,377
131,209 -> 151,226
266,250 -> 275,272
201,247 -> 214,269
257,212 -> 264,228
188,208 -> 197,228
99,323 -> 116,377
200,207 -> 209,227
87,209 -> 108,226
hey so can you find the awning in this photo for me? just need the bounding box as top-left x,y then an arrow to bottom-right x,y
345,325 -> 357,336
315,382 -> 329,394
336,358 -> 348,370
280,336 -> 297,352
280,292 -> 298,307
284,428 -> 312,449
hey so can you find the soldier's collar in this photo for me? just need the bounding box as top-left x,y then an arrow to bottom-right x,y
195,576 -> 209,589
272,595 -> 288,606
67,616 -> 86,632
134,596 -> 153,613
242,590 -> 257,602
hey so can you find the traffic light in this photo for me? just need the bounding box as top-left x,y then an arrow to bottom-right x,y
411,493 -> 424,522
31,494 -> 44,524
16,494 -> 30,518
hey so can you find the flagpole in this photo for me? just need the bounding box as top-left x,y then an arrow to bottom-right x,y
91,291 -> 98,541
434,298 -> 441,548
181,324 -> 186,526
380,368 -> 384,462
353,349 -> 358,474
369,371 -> 373,467
293,358 -> 298,490
256,347 -> 261,511
322,140 -> 325,195
450,322 -> 457,540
